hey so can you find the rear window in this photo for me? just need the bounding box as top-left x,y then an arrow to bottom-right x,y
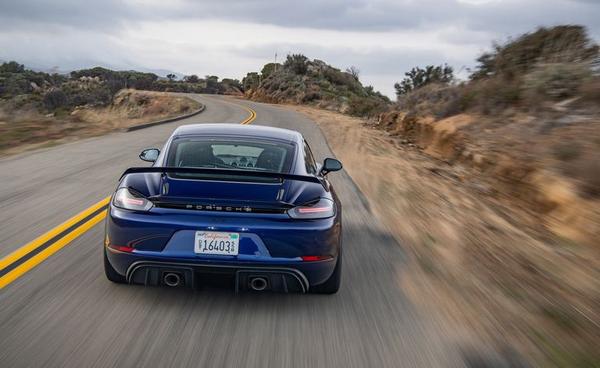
166,138 -> 295,175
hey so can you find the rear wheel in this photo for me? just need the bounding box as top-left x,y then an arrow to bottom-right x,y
104,248 -> 126,283
310,252 -> 342,294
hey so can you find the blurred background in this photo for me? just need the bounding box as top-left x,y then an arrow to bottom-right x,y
1,1 -> 599,367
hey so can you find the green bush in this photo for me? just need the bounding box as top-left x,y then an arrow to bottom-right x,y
43,88 -> 68,110
242,72 -> 260,91
61,81 -> 112,107
284,54 -> 309,75
261,63 -> 281,79
0,61 -> 25,73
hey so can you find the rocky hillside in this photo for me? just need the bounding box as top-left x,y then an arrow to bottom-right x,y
243,26 -> 600,366
378,26 -> 600,247
244,55 -> 390,117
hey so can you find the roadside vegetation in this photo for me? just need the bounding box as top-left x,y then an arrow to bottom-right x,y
2,24 -> 599,366
252,25 -> 600,367
243,55 -> 390,118
0,62 -> 207,155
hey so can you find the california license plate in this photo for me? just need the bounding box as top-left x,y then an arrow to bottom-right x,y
194,231 -> 239,256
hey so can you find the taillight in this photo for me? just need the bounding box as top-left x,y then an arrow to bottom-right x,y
113,188 -> 153,212
108,244 -> 135,253
288,198 -> 335,219
301,255 -> 332,262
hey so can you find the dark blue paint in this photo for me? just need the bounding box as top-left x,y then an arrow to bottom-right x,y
105,124 -> 342,289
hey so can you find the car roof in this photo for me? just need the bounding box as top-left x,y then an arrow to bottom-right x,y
172,124 -> 303,143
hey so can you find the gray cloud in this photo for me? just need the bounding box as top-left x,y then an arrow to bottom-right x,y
1,0 -> 599,98
2,0 -> 599,33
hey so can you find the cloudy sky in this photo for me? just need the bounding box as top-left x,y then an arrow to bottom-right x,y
1,0 -> 599,97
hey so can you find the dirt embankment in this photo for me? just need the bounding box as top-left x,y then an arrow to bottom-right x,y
378,109 -> 600,247
294,105 -> 600,367
0,89 -> 201,156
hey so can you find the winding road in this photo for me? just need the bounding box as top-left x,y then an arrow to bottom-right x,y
0,95 -> 464,367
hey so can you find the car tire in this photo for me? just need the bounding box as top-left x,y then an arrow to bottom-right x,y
104,248 -> 127,283
310,252 -> 341,294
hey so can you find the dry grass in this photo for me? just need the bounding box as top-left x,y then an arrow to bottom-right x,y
0,90 -> 200,156
293,105 -> 600,367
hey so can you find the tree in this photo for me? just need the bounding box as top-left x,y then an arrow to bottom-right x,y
394,64 -> 454,97
166,73 -> 176,81
284,54 -> 309,75
346,66 -> 360,80
183,74 -> 200,83
204,75 -> 220,93
0,61 -> 25,73
221,78 -> 243,91
261,63 -> 281,79
242,72 -> 260,91
43,88 -> 68,110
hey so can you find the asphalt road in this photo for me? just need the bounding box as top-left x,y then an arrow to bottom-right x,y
0,95 -> 464,367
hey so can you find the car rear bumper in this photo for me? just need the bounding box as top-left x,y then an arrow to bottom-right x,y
106,205 -> 341,257
105,204 -> 341,291
106,248 -> 337,292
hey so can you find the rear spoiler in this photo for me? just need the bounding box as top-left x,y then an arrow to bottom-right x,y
120,167 -> 323,184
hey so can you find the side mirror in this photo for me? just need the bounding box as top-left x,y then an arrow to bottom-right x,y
320,158 -> 342,175
139,148 -> 160,162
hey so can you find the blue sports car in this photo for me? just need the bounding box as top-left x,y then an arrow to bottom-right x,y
104,124 -> 343,294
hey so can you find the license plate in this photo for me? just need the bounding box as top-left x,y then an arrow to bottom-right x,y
194,231 -> 239,256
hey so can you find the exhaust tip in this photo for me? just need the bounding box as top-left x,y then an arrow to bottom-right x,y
164,272 -> 182,287
249,277 -> 268,291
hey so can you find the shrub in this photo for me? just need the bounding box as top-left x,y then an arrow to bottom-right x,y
346,66 -> 360,80
322,67 -> 362,93
284,54 -> 309,75
396,83 -> 467,118
183,74 -> 200,83
61,81 -> 112,107
470,25 -> 598,80
70,67 -> 158,92
0,61 -> 25,73
302,90 -> 321,103
261,63 -> 281,79
523,63 -> 591,100
242,72 -> 260,91
43,88 -> 68,110
394,64 -> 454,97
347,95 -> 388,118
468,78 -> 521,114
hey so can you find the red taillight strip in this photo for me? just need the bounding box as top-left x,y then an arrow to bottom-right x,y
301,255 -> 332,262
123,197 -> 145,206
297,206 -> 330,214
108,245 -> 135,253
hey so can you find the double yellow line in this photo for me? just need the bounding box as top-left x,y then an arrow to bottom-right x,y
0,197 -> 110,288
239,104 -> 257,125
0,101 -> 257,289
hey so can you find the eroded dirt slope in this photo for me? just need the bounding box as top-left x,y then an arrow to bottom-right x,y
294,105 -> 600,367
